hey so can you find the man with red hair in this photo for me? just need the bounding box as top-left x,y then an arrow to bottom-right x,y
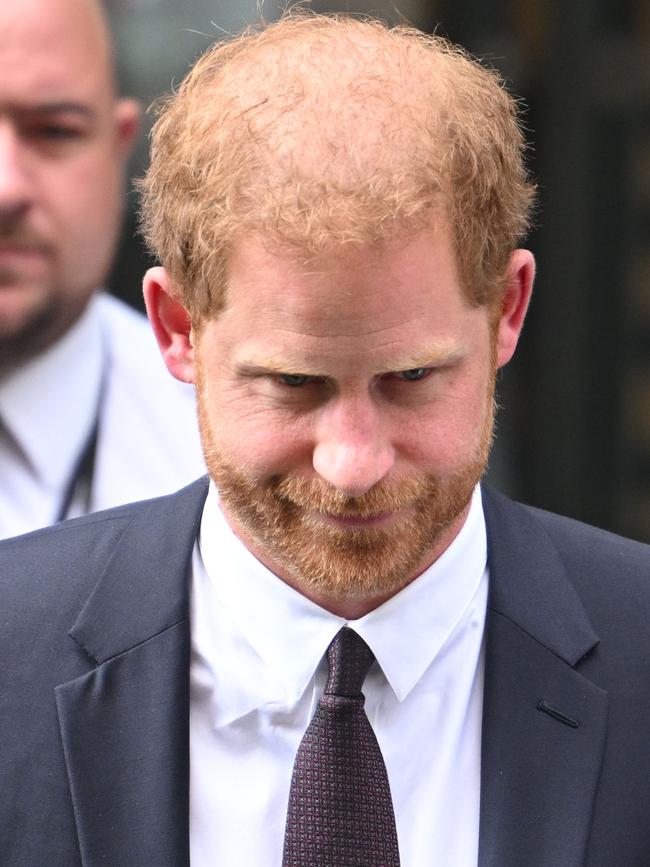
1,13 -> 649,866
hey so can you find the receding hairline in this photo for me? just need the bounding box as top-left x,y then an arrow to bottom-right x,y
180,18 -> 461,179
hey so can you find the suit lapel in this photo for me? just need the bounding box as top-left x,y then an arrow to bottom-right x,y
478,487 -> 608,867
55,478 -> 208,867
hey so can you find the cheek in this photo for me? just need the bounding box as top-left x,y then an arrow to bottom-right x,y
50,152 -> 122,241
401,377 -> 493,473
200,384 -> 315,478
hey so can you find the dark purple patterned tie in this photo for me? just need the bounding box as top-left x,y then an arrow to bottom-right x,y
282,627 -> 401,866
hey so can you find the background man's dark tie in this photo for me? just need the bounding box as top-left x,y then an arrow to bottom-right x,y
282,626 -> 401,866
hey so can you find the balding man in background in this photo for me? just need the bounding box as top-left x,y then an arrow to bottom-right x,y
0,0 -> 203,539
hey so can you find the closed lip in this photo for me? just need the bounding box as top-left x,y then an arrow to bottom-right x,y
0,243 -> 48,256
309,509 -> 401,529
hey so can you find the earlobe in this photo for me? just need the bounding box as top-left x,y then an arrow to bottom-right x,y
143,267 -> 196,384
495,249 -> 535,368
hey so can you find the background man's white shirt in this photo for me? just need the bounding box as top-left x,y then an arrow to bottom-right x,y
0,293 -> 205,539
190,482 -> 488,867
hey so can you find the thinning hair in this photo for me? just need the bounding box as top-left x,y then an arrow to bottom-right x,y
139,12 -> 535,322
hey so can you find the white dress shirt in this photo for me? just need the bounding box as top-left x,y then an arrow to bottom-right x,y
0,293 -> 205,539
190,482 -> 488,866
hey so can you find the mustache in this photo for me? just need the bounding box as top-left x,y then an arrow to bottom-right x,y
0,214 -> 52,252
272,474 -> 437,518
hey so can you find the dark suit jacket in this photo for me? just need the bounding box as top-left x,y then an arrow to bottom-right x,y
2,477 -> 650,866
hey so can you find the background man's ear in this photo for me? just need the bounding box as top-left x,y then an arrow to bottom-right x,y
113,97 -> 141,160
143,267 -> 196,384
495,249 -> 536,368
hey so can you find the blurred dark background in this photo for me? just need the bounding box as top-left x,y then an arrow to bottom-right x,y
105,0 -> 650,542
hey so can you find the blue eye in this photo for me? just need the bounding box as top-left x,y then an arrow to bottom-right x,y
279,373 -> 310,387
399,367 -> 430,381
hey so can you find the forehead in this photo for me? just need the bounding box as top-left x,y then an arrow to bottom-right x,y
226,227 -> 464,311
210,228 -> 481,375
0,0 -> 112,106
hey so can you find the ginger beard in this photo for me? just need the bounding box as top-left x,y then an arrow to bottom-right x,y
197,366 -> 496,602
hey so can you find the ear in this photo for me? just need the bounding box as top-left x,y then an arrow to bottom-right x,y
143,267 -> 196,384
113,97 -> 141,160
495,249 -> 535,368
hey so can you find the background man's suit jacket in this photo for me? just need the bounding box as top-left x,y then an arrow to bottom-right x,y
2,477 -> 650,866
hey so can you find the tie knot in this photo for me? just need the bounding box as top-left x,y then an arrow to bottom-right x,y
325,627 -> 375,697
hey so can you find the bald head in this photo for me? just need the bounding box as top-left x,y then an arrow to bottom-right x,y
0,0 -> 139,372
2,0 -> 116,104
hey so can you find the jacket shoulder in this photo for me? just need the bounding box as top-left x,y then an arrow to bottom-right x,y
0,476 -> 209,611
482,484 -> 650,635
483,484 -> 649,567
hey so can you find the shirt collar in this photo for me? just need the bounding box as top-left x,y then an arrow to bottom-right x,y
196,481 -> 487,724
353,484 -> 487,700
0,297 -> 104,489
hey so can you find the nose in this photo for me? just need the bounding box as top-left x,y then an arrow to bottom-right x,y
0,121 -> 33,218
312,395 -> 395,497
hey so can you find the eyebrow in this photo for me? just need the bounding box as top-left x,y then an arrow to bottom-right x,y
235,341 -> 468,377
13,102 -> 97,120
382,342 -> 468,372
236,358 -> 322,377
